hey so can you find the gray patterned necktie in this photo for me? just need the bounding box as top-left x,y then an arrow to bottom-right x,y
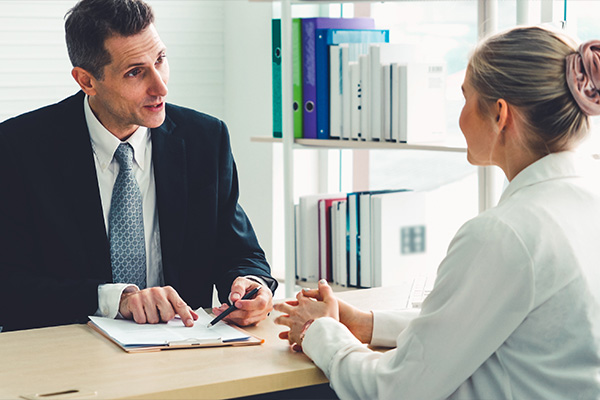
109,143 -> 147,289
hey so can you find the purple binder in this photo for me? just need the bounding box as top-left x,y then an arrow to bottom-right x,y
301,18 -> 374,139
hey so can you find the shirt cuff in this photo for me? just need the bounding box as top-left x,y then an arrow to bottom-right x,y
371,308 -> 420,348
302,317 -> 363,378
97,283 -> 138,319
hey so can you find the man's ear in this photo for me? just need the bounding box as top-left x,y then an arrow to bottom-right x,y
71,67 -> 97,96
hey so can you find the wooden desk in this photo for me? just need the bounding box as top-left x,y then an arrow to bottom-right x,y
0,286 -> 404,399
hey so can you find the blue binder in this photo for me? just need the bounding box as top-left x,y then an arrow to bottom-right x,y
315,29 -> 389,139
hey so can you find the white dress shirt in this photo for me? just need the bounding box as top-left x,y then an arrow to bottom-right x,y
84,96 -> 164,318
303,151 -> 600,400
84,96 -> 267,317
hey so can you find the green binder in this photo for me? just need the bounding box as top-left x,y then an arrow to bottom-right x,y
272,19 -> 303,139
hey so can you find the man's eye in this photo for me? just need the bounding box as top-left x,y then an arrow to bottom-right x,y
126,68 -> 141,77
156,55 -> 166,64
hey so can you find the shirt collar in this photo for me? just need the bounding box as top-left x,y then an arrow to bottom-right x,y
84,94 -> 150,171
498,151 -> 591,204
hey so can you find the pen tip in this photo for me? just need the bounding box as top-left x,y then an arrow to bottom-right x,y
206,324 -> 212,328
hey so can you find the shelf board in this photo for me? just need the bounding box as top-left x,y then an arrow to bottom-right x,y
250,0 -> 411,2
251,136 -> 467,153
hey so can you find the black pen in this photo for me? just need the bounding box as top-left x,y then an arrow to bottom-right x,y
207,286 -> 261,328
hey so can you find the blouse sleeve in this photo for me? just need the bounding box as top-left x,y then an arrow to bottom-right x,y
371,308 -> 420,348
302,215 -> 535,400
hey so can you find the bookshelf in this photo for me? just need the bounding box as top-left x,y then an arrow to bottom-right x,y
257,0 -> 499,297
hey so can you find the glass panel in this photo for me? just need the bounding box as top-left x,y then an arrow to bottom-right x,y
368,2 -> 480,280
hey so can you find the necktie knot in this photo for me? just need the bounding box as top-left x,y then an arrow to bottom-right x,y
114,143 -> 134,171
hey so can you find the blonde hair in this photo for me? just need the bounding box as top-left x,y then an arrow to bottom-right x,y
468,26 -> 589,155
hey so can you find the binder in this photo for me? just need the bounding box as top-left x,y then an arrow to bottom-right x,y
271,19 -> 282,138
301,18 -> 374,139
315,28 -> 388,139
272,19 -> 303,139
292,18 -> 303,138
88,309 -> 263,353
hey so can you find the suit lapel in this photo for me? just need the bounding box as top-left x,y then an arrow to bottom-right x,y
151,114 -> 187,284
53,92 -> 111,278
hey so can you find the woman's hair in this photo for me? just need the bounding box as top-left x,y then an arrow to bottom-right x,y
468,26 -> 590,155
65,0 -> 154,80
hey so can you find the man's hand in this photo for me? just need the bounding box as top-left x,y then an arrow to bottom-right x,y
274,279 -> 339,351
119,286 -> 198,327
211,277 -> 273,326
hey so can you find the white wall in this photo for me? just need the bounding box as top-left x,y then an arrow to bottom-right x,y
222,1 -> 274,275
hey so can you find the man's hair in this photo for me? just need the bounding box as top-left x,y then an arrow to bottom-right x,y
65,0 -> 154,80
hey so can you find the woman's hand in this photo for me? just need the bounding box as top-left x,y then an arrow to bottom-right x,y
301,286 -> 374,344
274,279 -> 339,351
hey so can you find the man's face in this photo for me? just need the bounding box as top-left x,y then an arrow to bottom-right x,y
88,23 -> 169,139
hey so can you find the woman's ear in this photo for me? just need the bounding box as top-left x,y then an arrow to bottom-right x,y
495,98 -> 510,133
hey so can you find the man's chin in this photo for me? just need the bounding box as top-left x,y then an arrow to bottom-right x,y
142,111 -> 166,129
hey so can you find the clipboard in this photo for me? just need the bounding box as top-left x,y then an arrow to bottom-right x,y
87,309 -> 264,353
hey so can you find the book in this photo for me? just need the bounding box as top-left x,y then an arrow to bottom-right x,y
357,189 -> 410,288
301,18 -> 374,139
350,61 -> 361,141
294,203 -> 300,280
359,53 -> 370,141
341,45 -> 352,140
395,63 -> 447,143
315,28 -> 388,139
272,19 -> 303,139
391,62 -> 401,142
346,191 -> 361,286
369,43 -> 419,141
88,309 -> 262,353
298,193 -> 346,282
318,197 -> 346,281
329,45 -> 343,139
331,199 -> 347,286
330,200 -> 339,284
382,64 -> 392,142
370,191 -> 427,287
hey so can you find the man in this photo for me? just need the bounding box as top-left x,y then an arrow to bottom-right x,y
0,0 -> 277,332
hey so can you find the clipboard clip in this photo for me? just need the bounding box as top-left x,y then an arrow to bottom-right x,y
167,337 -> 222,347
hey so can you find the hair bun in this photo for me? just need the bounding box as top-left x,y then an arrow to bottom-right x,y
566,40 -> 600,116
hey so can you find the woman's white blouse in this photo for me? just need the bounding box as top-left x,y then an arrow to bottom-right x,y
303,151 -> 600,400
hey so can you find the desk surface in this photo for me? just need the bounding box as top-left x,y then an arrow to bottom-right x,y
0,285 -> 407,400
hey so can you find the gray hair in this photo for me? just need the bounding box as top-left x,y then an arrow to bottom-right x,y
468,26 -> 589,155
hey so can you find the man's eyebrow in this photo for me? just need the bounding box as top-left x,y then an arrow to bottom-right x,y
124,49 -> 167,70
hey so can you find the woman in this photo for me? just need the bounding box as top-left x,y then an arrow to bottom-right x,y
274,26 -> 600,399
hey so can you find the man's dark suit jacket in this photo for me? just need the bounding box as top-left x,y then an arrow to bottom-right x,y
0,91 -> 277,331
